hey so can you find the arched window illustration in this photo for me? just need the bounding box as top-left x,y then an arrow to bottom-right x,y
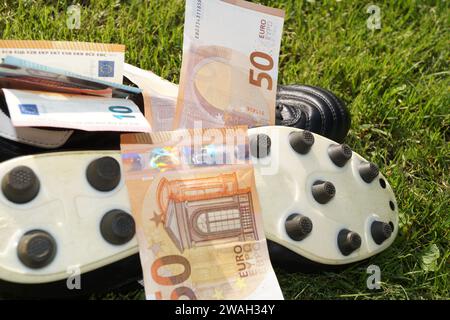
156,173 -> 259,252
193,207 -> 242,237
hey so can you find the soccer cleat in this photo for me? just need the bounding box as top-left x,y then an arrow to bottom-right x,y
276,85 -> 351,143
249,126 -> 398,270
0,151 -> 140,298
0,127 -> 398,298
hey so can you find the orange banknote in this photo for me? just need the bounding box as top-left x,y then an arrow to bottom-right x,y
121,127 -> 283,300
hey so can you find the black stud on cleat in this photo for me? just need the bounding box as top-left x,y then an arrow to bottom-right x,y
289,130 -> 315,155
2,166 -> 40,204
312,180 -> 336,204
338,229 -> 362,256
250,134 -> 272,159
17,230 -> 57,269
100,210 -> 136,245
359,162 -> 379,183
285,214 -> 313,241
328,144 -> 352,167
86,157 -> 121,192
371,221 -> 393,245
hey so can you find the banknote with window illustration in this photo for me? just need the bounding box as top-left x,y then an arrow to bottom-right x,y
121,127 -> 283,300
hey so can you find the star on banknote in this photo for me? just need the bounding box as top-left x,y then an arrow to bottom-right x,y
150,211 -> 164,227
212,288 -> 225,300
234,278 -> 247,290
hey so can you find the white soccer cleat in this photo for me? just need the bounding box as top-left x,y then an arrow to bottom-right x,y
249,126 -> 398,268
0,126 -> 398,296
0,151 -> 137,288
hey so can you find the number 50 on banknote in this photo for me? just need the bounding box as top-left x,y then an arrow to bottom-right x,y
173,0 -> 285,129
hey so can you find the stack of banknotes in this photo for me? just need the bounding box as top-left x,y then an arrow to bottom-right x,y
0,0 -> 286,299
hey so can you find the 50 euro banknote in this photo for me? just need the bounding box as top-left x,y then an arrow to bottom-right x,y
173,0 -> 285,129
121,127 -> 283,300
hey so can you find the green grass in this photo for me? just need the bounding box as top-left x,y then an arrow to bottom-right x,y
1,0 -> 448,300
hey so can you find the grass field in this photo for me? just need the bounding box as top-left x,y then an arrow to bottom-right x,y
0,0 -> 448,300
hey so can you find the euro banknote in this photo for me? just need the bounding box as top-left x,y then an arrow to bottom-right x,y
0,40 -> 125,83
3,89 -> 151,132
124,63 -> 178,132
1,56 -> 140,98
173,0 -> 285,129
121,127 -> 283,300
